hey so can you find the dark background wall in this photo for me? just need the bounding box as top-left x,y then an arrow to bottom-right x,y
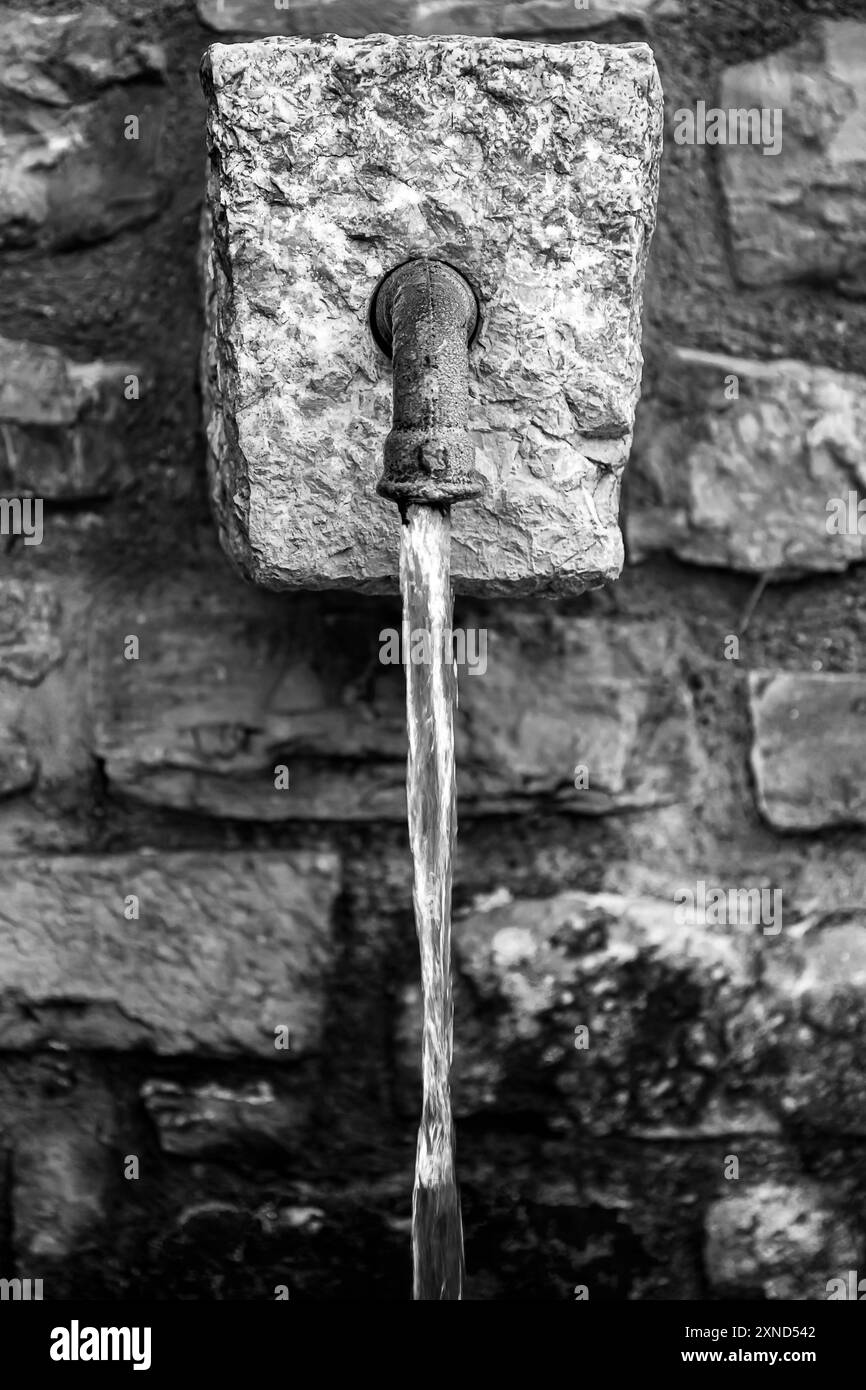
0,0 -> 864,1300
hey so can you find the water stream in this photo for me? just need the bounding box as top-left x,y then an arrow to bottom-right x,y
399,503 -> 465,1301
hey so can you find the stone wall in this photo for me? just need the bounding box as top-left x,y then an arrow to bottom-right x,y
1,0 -> 864,1300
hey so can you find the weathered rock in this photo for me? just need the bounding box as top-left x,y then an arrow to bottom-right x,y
628,348 -> 866,574
142,1078 -> 308,1156
704,1182 -> 860,1299
202,34 -> 662,594
12,1094 -> 115,1264
424,890 -> 759,1133
195,0 -> 679,38
764,922 -> 866,1136
0,6 -> 166,103
0,708 -> 37,798
749,671 -> 866,830
718,21 -> 866,293
90,566 -> 408,820
0,9 -> 168,252
0,851 -> 339,1055
396,889 -> 866,1137
0,581 -> 65,799
1,98 -> 168,253
90,565 -> 699,819
0,338 -> 140,500
0,580 -> 64,684
455,613 -> 700,814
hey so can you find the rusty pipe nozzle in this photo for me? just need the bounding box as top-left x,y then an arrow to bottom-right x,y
373,258 -> 482,509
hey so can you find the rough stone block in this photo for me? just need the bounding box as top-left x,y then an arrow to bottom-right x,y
455,612 -> 700,813
0,337 -> 141,500
396,889 -> 866,1137
0,7 -> 168,252
628,348 -> 866,574
0,580 -> 66,799
12,1093 -> 115,1265
704,1182 -> 859,1300
1,7 -> 166,101
0,698 -> 37,798
750,671 -> 866,830
402,889 -> 758,1134
764,921 -> 866,1136
142,1078 -> 307,1156
719,21 -> 866,294
90,564 -> 699,819
202,34 -> 662,594
0,851 -> 339,1056
0,580 -> 64,684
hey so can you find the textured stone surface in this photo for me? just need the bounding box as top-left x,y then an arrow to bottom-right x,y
0,7 -> 168,252
142,1078 -> 307,1156
0,703 -> 38,798
90,565 -> 699,819
704,1182 -> 860,1300
764,922 -> 866,1135
455,612 -> 699,813
196,0 -> 680,38
1,7 -> 166,102
1,102 -> 167,252
0,580 -> 64,685
409,889 -> 757,1133
719,21 -> 866,294
0,581 -> 66,799
12,1099 -> 114,1264
202,34 -> 662,594
0,337 -> 140,499
0,852 -> 339,1055
628,348 -> 866,574
396,890 -> 866,1137
750,671 -> 866,830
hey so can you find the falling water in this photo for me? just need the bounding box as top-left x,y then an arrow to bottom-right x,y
399,503 -> 465,1301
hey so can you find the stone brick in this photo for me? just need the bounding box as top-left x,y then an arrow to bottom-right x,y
764,922 -> 866,1136
0,851 -> 339,1056
628,348 -> 866,574
0,580 -> 64,684
195,0 -> 679,38
0,704 -> 37,798
455,613 -> 700,814
412,889 -> 758,1133
704,1182 -> 859,1300
142,1078 -> 308,1156
90,565 -> 699,819
202,34 -> 661,594
1,7 -> 166,102
396,889 -> 866,1137
2,104 -> 168,254
749,671 -> 866,830
90,566 -> 408,820
0,338 -> 141,500
719,21 -> 866,294
0,8 -> 168,252
12,1087 -> 116,1265
0,580 -> 66,800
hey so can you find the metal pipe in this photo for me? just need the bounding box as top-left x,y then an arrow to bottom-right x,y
373,258 -> 482,509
